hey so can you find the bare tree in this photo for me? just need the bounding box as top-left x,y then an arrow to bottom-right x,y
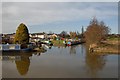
69,31 -> 77,39
84,17 -> 110,48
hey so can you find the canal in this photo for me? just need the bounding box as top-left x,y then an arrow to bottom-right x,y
2,44 -> 118,78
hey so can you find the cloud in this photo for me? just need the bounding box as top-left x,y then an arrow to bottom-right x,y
2,2 -> 118,33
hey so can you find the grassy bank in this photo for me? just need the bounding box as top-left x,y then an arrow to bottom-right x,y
52,40 -> 65,46
93,46 -> 119,53
93,38 -> 119,54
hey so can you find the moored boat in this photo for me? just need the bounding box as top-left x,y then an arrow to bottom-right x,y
0,44 -> 33,53
66,41 -> 83,46
20,48 -> 32,52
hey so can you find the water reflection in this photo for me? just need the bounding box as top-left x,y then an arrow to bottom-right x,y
15,55 -> 30,76
2,45 -> 118,78
70,46 -> 77,54
85,51 -> 106,78
2,52 -> 32,76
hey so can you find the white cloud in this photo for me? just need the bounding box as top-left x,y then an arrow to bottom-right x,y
2,2 -> 118,33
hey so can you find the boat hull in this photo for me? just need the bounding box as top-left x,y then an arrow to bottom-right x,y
66,41 -> 84,46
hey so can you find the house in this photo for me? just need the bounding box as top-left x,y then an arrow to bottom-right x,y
7,33 -> 15,42
30,32 -> 47,39
51,34 -> 58,38
29,32 -> 47,42
2,33 -> 15,44
47,33 -> 53,38
47,33 -> 58,39
9,33 -> 15,40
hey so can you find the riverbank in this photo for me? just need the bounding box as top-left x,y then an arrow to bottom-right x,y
93,46 -> 119,54
33,47 -> 47,52
92,39 -> 119,54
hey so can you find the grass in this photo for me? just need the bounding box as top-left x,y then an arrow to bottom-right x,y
52,40 -> 65,46
107,37 -> 120,41
93,41 -> 119,54
90,37 -> 120,54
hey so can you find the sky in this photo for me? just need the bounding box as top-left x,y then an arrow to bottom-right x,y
1,1 -> 118,34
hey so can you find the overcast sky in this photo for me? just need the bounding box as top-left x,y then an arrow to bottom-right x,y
2,2 -> 118,34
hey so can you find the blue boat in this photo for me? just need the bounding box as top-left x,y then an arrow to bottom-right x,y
20,48 -> 32,52
66,41 -> 83,46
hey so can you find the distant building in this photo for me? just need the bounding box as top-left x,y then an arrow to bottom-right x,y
51,34 -> 58,38
47,33 -> 53,38
29,32 -> 47,42
2,33 -> 15,44
30,33 -> 47,39
7,33 -> 15,42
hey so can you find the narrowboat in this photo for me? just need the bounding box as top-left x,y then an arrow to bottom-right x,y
0,44 -> 32,53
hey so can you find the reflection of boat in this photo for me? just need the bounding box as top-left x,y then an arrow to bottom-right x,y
1,52 -> 33,61
0,56 -> 21,61
1,52 -> 34,76
1,48 -> 32,53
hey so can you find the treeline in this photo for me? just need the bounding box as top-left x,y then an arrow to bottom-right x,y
58,31 -> 83,39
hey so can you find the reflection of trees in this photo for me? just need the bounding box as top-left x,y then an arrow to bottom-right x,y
85,51 -> 106,78
70,46 -> 76,54
15,53 -> 32,76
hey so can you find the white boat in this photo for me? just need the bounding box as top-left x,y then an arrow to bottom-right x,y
0,44 -> 32,52
0,44 -> 21,51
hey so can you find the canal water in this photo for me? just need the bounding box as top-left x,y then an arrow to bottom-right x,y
2,44 -> 118,78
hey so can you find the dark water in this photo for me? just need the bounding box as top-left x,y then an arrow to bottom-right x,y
2,45 -> 118,78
